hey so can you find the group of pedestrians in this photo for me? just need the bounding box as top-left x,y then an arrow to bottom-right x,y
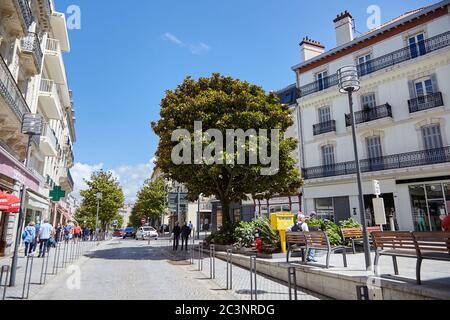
22,219 -> 54,258
22,220 -> 96,258
172,221 -> 193,251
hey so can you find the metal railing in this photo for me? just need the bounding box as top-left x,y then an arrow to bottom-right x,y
0,55 -> 31,121
39,78 -> 54,93
20,32 -> 43,72
303,146 -> 450,179
15,0 -> 33,31
67,169 -> 74,190
42,123 -> 58,151
45,38 -> 60,53
408,92 -> 444,113
299,31 -> 450,97
345,103 -> 392,127
313,120 -> 336,136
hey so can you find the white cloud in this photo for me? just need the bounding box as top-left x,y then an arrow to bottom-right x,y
162,32 -> 211,55
71,159 -> 156,203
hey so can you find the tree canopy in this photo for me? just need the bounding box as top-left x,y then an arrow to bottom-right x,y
152,73 -> 302,225
129,178 -> 167,228
76,170 -> 125,230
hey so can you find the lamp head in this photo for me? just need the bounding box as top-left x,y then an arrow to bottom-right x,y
337,65 -> 360,93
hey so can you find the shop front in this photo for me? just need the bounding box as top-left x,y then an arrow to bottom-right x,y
408,181 -> 450,232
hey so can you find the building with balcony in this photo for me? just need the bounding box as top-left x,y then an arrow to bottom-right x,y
292,1 -> 450,232
0,0 -> 76,257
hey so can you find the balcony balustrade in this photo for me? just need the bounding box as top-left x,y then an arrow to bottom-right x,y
0,55 -> 30,122
20,32 -> 43,73
299,31 -> 450,97
408,92 -> 444,113
345,104 -> 392,127
303,147 -> 450,179
313,120 -> 336,136
16,0 -> 33,31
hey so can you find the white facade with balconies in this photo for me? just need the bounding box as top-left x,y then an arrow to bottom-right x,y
292,1 -> 450,232
0,0 -> 76,256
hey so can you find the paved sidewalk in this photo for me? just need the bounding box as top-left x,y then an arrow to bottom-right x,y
0,240 -> 99,300
157,240 -> 326,301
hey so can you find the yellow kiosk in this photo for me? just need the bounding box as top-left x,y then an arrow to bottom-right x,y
270,212 -> 295,253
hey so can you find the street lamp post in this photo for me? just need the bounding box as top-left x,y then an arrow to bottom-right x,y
337,65 -> 372,270
10,113 -> 43,286
95,192 -> 103,240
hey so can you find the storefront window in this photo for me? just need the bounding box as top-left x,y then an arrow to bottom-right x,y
315,198 -> 334,220
409,182 -> 449,232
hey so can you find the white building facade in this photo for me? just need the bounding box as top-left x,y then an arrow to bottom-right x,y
292,1 -> 450,232
0,0 -> 75,256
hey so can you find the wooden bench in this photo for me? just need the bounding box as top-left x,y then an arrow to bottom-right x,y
413,232 -> 450,285
342,226 -> 382,254
304,231 -> 348,269
286,232 -> 307,263
372,231 -> 450,285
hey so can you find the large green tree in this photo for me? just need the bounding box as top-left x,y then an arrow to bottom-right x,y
76,171 -> 125,230
129,178 -> 167,228
152,73 -> 302,226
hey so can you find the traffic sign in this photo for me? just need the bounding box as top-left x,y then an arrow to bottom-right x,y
373,180 -> 381,197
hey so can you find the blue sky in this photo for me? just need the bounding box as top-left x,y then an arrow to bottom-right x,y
58,0 -> 437,200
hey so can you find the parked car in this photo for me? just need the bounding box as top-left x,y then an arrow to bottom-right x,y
123,227 -> 136,239
136,226 -> 158,240
113,229 -> 125,237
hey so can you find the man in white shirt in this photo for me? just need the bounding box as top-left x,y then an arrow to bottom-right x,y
38,219 -> 54,258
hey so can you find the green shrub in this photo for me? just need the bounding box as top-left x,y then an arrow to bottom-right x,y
307,218 -> 343,246
339,218 -> 362,229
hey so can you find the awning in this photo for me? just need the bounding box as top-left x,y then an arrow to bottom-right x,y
0,191 -> 20,213
57,203 -> 72,221
26,191 -> 50,211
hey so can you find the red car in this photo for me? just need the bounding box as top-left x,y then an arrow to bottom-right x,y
113,229 -> 125,237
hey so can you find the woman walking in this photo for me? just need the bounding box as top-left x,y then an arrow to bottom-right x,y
22,222 -> 36,257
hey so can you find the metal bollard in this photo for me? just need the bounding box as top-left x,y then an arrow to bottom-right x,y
63,242 -> 69,268
22,255 -> 34,300
288,267 -> 298,301
52,243 -> 60,275
43,248 -> 51,284
250,256 -> 257,301
198,243 -> 203,271
55,242 -> 62,273
209,244 -> 216,279
1,265 -> 10,300
226,249 -> 233,290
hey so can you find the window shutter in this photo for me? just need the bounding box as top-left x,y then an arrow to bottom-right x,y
430,74 -> 439,93
408,80 -> 416,99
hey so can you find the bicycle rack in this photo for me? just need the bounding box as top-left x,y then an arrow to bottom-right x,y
250,256 -> 258,300
288,267 -> 298,300
0,265 -> 9,300
22,255 -> 34,300
226,249 -> 233,290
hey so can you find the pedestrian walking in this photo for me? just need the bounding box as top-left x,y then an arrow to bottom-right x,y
74,225 -> 82,242
32,222 -> 41,253
83,227 -> 90,241
22,222 -> 36,257
63,224 -> 72,243
55,224 -> 62,243
180,223 -> 191,251
38,219 -> 54,258
172,222 -> 181,251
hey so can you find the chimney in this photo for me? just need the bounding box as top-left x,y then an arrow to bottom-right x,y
334,11 -> 354,47
299,37 -> 325,62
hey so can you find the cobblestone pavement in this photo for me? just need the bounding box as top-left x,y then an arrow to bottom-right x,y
25,238 -> 236,300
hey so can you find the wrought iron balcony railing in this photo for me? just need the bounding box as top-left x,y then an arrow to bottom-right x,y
0,55 -> 31,121
15,0 -> 33,31
313,120 -> 336,136
408,92 -> 444,113
20,32 -> 43,72
303,146 -> 450,179
345,103 -> 392,127
299,31 -> 450,97
67,169 -> 74,190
